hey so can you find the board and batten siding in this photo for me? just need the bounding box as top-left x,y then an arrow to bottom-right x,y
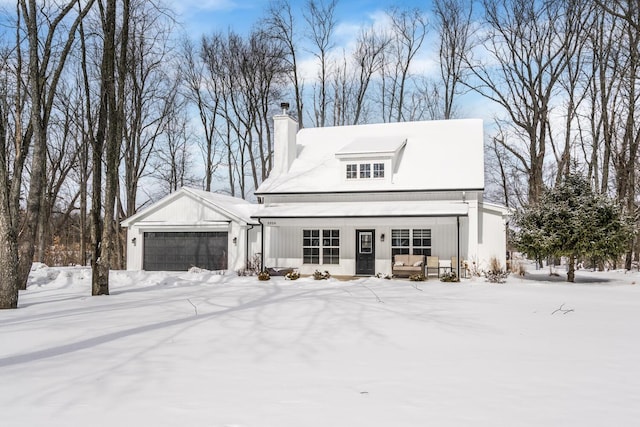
262,216 -> 469,276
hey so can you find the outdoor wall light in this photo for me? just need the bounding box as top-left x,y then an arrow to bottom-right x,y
233,237 -> 237,245
380,233 -> 385,242
131,237 -> 137,246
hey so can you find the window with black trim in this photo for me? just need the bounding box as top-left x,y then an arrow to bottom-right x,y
412,229 -> 432,255
303,229 -> 340,264
391,229 -> 410,260
322,229 -> 340,264
303,230 -> 320,263
391,228 -> 431,258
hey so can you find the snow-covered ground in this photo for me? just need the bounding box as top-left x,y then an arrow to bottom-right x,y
1,264 -> 639,426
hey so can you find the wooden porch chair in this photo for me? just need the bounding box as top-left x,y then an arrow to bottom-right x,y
426,256 -> 439,277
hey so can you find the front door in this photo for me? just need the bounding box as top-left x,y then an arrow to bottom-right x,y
356,229 -> 375,275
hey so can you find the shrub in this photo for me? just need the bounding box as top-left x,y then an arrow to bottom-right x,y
375,272 -> 391,279
313,270 -> 331,280
440,271 -> 459,282
285,271 -> 300,280
409,273 -> 425,282
512,261 -> 526,276
484,257 -> 510,283
257,271 -> 271,281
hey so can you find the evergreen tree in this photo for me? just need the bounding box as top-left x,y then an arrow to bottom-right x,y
514,174 -> 633,282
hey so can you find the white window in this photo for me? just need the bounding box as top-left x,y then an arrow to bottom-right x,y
346,164 -> 357,179
373,163 -> 385,178
359,163 -> 371,178
303,229 -> 340,264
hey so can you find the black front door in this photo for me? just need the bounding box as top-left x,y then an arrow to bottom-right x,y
356,229 -> 375,275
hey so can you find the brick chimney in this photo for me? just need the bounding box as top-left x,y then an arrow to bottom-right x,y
272,102 -> 298,175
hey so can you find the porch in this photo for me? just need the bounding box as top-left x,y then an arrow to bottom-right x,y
252,202 -> 471,278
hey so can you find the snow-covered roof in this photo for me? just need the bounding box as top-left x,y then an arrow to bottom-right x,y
252,201 -> 469,219
256,118 -> 484,195
121,187 -> 259,227
335,137 -> 406,158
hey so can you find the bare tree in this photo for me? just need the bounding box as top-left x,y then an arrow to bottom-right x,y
121,0 -> 175,218
263,0 -> 305,128
464,0 -> 573,204
181,37 -> 222,191
304,0 -> 338,127
16,0 -> 96,293
432,0 -> 473,120
153,89 -> 197,193
352,26 -> 390,124
381,6 -> 427,122
594,0 -> 640,269
0,47 -> 19,308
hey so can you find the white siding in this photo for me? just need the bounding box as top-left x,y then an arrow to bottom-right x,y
262,216 -> 468,276
477,205 -> 508,270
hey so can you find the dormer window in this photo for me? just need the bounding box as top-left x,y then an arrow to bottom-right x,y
338,137 -> 405,183
346,163 -> 385,180
373,163 -> 384,178
346,164 -> 357,179
359,163 -> 371,178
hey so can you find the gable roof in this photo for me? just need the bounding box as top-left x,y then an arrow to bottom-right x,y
256,118 -> 485,195
121,187 -> 259,227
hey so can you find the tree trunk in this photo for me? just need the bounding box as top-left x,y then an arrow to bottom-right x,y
567,254 -> 576,282
0,102 -> 19,309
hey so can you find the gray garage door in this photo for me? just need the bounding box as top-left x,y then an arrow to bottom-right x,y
143,231 -> 228,271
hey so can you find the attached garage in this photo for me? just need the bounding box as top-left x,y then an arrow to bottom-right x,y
121,187 -> 261,272
143,231 -> 228,271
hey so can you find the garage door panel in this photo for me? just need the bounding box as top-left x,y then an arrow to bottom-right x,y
143,232 -> 228,271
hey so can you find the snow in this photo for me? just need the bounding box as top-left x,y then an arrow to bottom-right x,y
256,118 -> 485,194
2,264 -> 639,426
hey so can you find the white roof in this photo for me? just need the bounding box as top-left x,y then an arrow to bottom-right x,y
335,137 -> 406,157
252,201 -> 469,218
256,119 -> 484,195
121,187 -> 259,227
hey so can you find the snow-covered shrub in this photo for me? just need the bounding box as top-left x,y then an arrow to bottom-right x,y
409,273 -> 425,282
375,272 -> 391,279
484,257 -> 510,283
313,270 -> 330,280
285,271 -> 300,280
440,271 -> 458,282
257,271 -> 270,281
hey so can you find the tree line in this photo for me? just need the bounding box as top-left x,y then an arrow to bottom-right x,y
0,0 -> 638,307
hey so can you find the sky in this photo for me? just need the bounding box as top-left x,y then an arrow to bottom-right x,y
173,0 -> 432,40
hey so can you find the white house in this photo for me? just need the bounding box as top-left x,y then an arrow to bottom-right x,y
252,112 -> 509,277
121,114 -> 508,277
121,187 -> 261,272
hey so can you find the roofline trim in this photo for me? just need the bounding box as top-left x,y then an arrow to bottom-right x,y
254,187 -> 485,196
251,213 -> 468,220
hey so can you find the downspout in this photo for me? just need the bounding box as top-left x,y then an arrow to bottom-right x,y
457,216 -> 461,279
245,223 -> 256,269
257,218 -> 265,272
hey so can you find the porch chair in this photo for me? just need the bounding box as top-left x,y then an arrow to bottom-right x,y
426,256 -> 440,278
